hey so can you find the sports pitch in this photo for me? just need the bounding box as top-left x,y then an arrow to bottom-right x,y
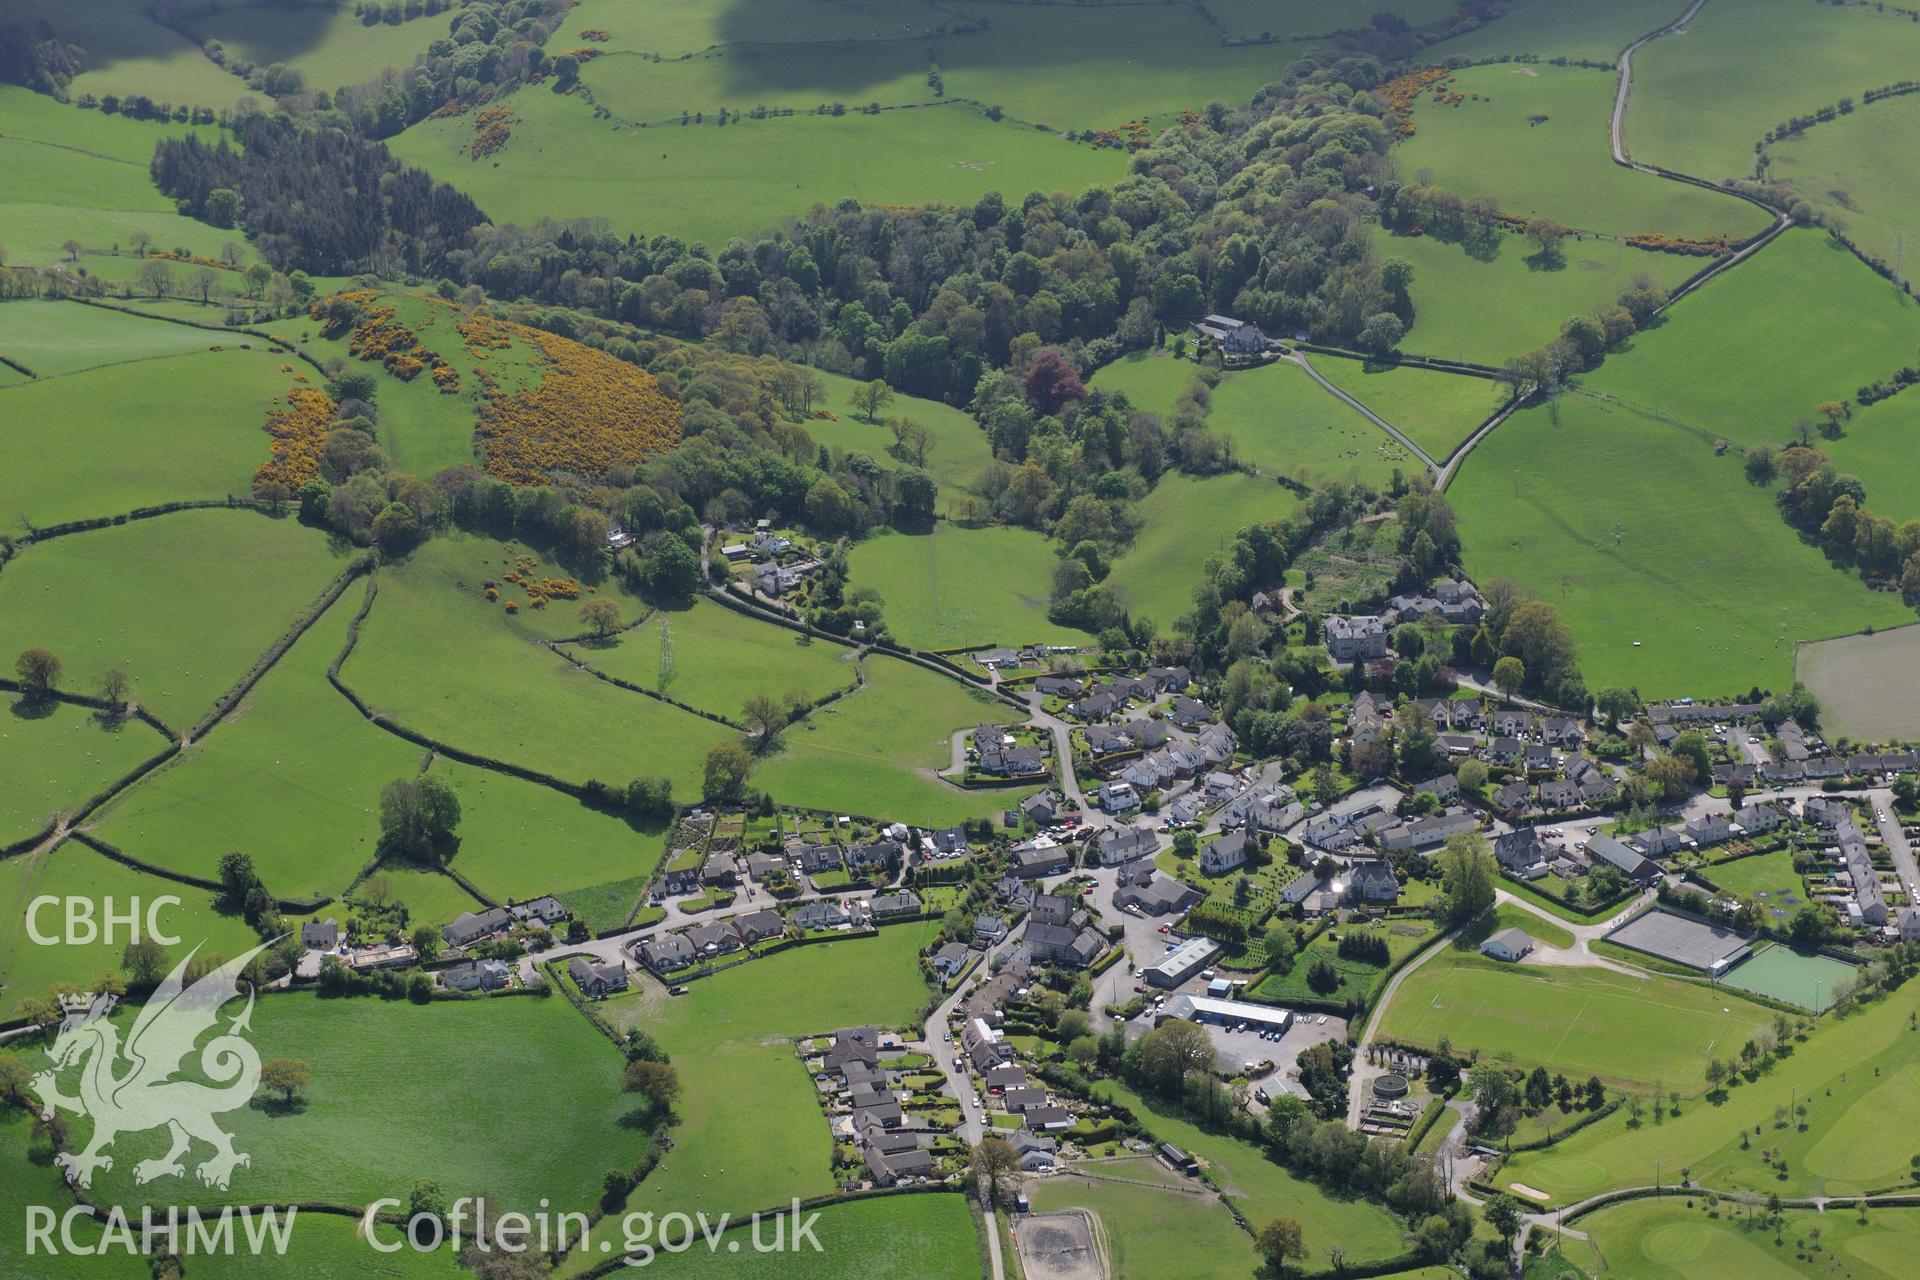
1719,944 -> 1856,1013
1605,909 -> 1752,972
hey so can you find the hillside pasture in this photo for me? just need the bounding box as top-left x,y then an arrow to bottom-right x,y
15,0 -> 251,108
1769,91 -> 1920,291
0,509 -> 352,728
0,348 -> 291,530
577,41 -> 933,125
341,538 -> 735,796
1090,348 -> 1205,417
1450,394 -> 1911,696
1371,225 -> 1699,367
192,3 -> 446,91
89,587 -> 420,901
583,598 -> 859,720
1808,375 -> 1920,526
390,87 -> 1126,245
630,1193 -> 981,1280
807,368 -> 995,515
848,522 -> 1085,651
0,697 -> 162,847
1207,359 -> 1409,485
1396,63 -> 1767,241
555,0 -> 959,58
1425,0 -> 1689,62
755,654 -> 1023,825
79,992 -> 650,1215
1798,625 -> 1920,743
1581,231 -> 1920,448
0,841 -> 260,1004
1106,473 -> 1298,632
1307,356 -> 1507,462
0,299 -> 243,378
594,924 -> 936,1220
1377,945 -> 1775,1090
1628,0 -> 1920,184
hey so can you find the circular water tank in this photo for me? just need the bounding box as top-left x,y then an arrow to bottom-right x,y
1373,1073 -> 1410,1099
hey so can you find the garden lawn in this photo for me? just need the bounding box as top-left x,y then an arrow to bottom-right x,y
848,523 -> 1086,651
1582,230 -> 1920,446
629,1193 -> 980,1280
88,586 -> 418,901
390,88 -> 1126,244
756,655 -> 1024,825
1397,63 -> 1766,241
342,537 -> 734,796
1086,1080 -> 1407,1265
1501,980 -> 1920,1205
1628,0 -> 1920,184
593,924 -> 936,1221
1208,359 -> 1410,485
1378,945 -> 1774,1091
1770,91 -> 1920,291
1424,0 -> 1689,62
0,299 -> 240,378
0,508 -> 352,729
1450,394 -> 1911,697
1371,225 -> 1698,367
1027,1162 -> 1258,1280
0,348 -> 291,530
1090,348 -> 1205,416
583,598 -> 859,719
1569,1194 -> 1920,1280
1308,356 -> 1508,462
1703,851 -> 1806,928
0,840 -> 259,1005
0,698 -> 163,846
1106,473 -> 1298,633
426,757 -> 666,902
78,992 -> 651,1215
809,369 -> 996,516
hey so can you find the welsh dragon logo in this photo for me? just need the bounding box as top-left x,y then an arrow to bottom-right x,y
31,941 -> 273,1191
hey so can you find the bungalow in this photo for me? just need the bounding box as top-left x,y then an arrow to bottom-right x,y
976,647 -> 1020,669
744,851 -> 787,882
1145,666 -> 1192,693
733,910 -> 786,944
1067,691 -> 1120,721
1325,615 -> 1388,663
1022,1106 -> 1076,1133
638,932 -> 696,970
796,843 -> 845,876
868,890 -> 922,919
1011,1131 -> 1058,1172
701,853 -> 739,887
1001,1086 -> 1050,1114
1480,928 -> 1534,962
301,918 -> 341,950
443,906 -> 514,949
1438,732 -> 1481,756
847,840 -> 903,872
568,957 -> 628,999
1096,825 -> 1159,865
687,920 -> 743,956
789,899 -> 856,931
1126,719 -> 1176,751
865,1147 -> 932,1187
1034,675 -> 1083,699
442,958 -> 510,991
510,895 -> 568,926
1167,696 -> 1214,728
984,1065 -> 1031,1093
1199,830 -> 1249,875
1586,836 -> 1660,882
825,1027 -> 881,1072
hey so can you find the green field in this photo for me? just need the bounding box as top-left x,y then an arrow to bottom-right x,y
1251,916 -> 1441,1005
0,509 -> 352,728
0,299 -> 245,379
554,0 -> 958,57
1503,980 -> 1920,1205
848,522 -> 1086,651
1721,945 -> 1856,1013
1581,231 -> 1920,447
1090,349 -> 1205,417
594,924 -> 936,1221
1798,625 -> 1920,742
371,865 -> 484,930
756,654 -> 1023,825
70,991 -> 648,1214
584,598 -> 859,719
1450,394 -> 1912,697
425,757 -> 664,903
1769,90 -> 1920,290
0,1106 -> 145,1280
1428,0 -> 1690,62
0,698 -> 162,846
1087,1079 -> 1407,1266
631,1193 -> 980,1280
1627,0 -> 1920,184
808,369 -> 995,517
0,840 -> 260,1006
1027,1161 -> 1258,1280
0,348 -> 291,530
1812,381 -> 1920,526
1372,226 -> 1700,367
193,2 -> 444,92
1106,473 -> 1298,632
1308,356 -> 1508,462
342,536 -> 736,796
90,588 -> 425,900
1379,946 -> 1774,1091
1398,63 -> 1767,241
28,0 -> 251,106
1564,1197 -> 1920,1280
391,88 -> 1127,244
1208,359 -> 1411,485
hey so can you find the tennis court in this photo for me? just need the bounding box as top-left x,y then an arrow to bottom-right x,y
1606,909 -> 1752,971
1719,944 -> 1856,1012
